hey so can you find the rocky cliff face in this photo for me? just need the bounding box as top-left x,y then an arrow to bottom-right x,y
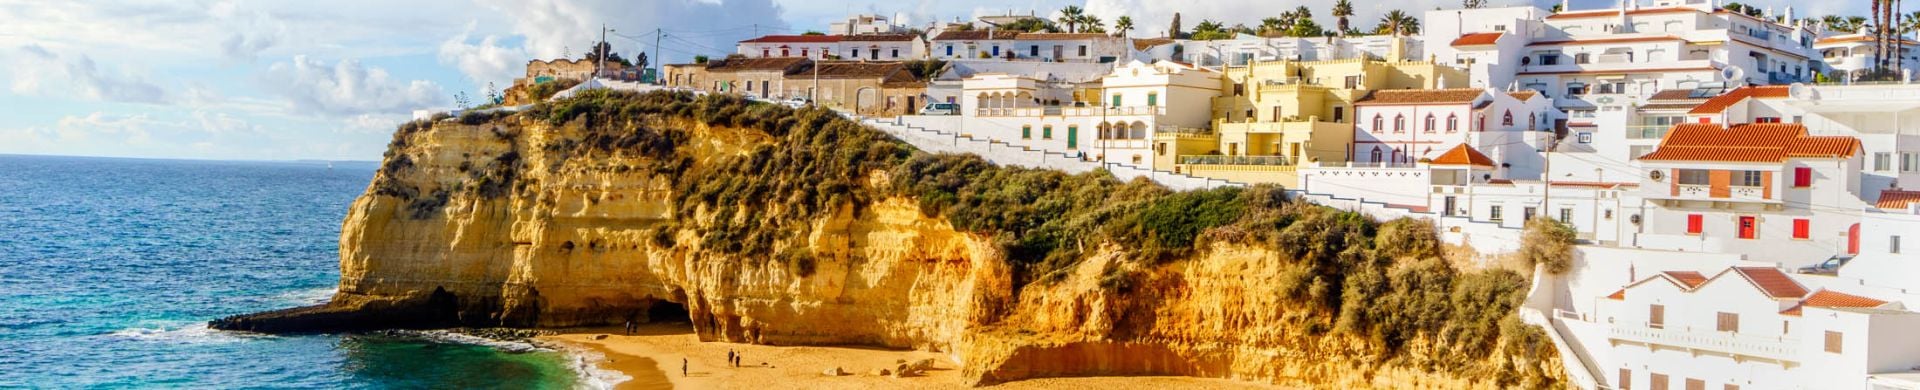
216,92 -> 1565,388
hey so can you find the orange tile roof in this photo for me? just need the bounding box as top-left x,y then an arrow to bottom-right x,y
1132,38 -> 1176,51
1451,32 -> 1504,47
1637,123 -> 1860,163
1517,66 -> 1718,76
740,35 -> 843,44
1688,86 -> 1792,115
1526,36 -> 1685,46
1733,267 -> 1809,299
1663,271 -> 1709,288
1355,88 -> 1487,105
1878,190 -> 1920,210
1783,289 -> 1889,316
1606,289 -> 1626,300
1508,91 -> 1538,101
1430,144 -> 1496,167
1649,89 -> 1711,101
1547,7 -> 1704,19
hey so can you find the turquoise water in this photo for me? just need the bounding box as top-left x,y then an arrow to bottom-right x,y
0,155 -> 588,388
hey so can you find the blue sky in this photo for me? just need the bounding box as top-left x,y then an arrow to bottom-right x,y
0,0 -> 1869,161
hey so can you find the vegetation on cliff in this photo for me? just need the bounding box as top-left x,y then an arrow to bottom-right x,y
368,89 -> 1562,387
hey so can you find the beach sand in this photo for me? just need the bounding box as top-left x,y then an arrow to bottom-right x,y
543,323 -> 1279,389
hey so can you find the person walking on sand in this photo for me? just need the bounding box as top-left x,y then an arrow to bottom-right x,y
727,349 -> 734,368
682,358 -> 688,377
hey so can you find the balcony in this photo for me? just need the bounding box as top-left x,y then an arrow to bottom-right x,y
1608,324 -> 1800,362
1098,139 -> 1151,149
1625,125 -> 1670,139
1663,183 -> 1778,204
1180,155 -> 1294,166
975,105 -> 1166,117
1517,59 -> 1718,75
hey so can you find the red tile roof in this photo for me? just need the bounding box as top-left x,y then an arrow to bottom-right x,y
1132,38 -> 1176,51
1732,267 -> 1809,300
1688,86 -> 1792,115
1430,144 -> 1496,167
841,34 -> 916,42
931,30 -> 1019,41
708,57 -> 812,72
1547,7 -> 1704,19
1637,123 -> 1860,163
1783,289 -> 1889,316
1649,89 -> 1711,101
1606,289 -> 1626,300
1663,271 -> 1708,288
1015,33 -> 1112,40
1451,32 -> 1504,47
740,35 -> 843,44
1878,190 -> 1920,210
1517,66 -> 1718,76
1508,91 -> 1538,101
1526,36 -> 1685,46
1355,88 -> 1487,105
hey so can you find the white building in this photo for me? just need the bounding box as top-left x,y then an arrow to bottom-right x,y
1350,88 -> 1559,179
1009,33 -> 1130,63
1687,84 -> 1920,201
1173,34 -> 1425,68
959,60 -> 1221,166
1815,33 -> 1920,82
930,30 -> 1020,60
829,13 -> 905,35
736,34 -> 924,61
1633,122 -> 1864,268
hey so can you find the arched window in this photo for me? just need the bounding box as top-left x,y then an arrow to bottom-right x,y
1372,115 -> 1384,133
1529,113 -> 1538,131
1371,147 -> 1383,163
1394,114 -> 1406,133
1447,114 -> 1460,133
1502,110 -> 1514,126
1424,114 -> 1437,133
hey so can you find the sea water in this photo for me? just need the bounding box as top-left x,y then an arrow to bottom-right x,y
0,155 -> 598,388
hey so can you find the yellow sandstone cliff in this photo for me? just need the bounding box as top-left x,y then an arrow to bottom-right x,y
217,92 -> 1565,388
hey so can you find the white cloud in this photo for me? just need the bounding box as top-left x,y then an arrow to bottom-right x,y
7,44 -> 170,104
478,0 -> 791,64
259,55 -> 448,116
437,22 -> 527,87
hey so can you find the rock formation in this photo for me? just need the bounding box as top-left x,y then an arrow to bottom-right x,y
214,91 -> 1566,388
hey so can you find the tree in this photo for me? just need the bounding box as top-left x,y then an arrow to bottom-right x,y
1377,10 -> 1420,36
1170,12 -> 1183,39
1000,17 -> 1057,33
1260,17 -> 1288,36
1722,2 -> 1762,17
802,30 -> 825,36
1333,0 -> 1355,36
694,55 -> 710,64
454,91 -> 472,109
584,41 -> 631,67
1082,16 -> 1107,34
485,82 -> 498,105
1191,19 -> 1231,40
1463,0 -> 1488,9
1115,16 -> 1134,37
1520,218 -> 1577,274
1288,18 -> 1326,38
1058,5 -> 1086,33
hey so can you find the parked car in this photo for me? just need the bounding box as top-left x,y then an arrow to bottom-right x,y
919,102 -> 959,115
783,97 -> 809,108
1796,255 -> 1854,275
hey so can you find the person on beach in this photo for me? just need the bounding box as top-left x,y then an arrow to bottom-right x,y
727,349 -> 734,368
623,319 -> 633,336
682,358 -> 688,377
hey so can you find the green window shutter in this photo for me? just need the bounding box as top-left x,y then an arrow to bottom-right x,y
1022,126 -> 1032,139
1147,93 -> 1158,107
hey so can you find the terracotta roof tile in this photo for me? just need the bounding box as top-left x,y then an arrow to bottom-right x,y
1451,32 -> 1504,47
1517,66 -> 1717,76
1663,271 -> 1708,288
1877,190 -> 1920,210
1132,38 -> 1176,51
932,30 -> 1019,41
1637,123 -> 1860,162
1356,88 -> 1487,105
740,35 -> 843,44
1606,289 -> 1626,300
1649,89 -> 1709,101
1640,102 -> 1706,111
1783,289 -> 1890,316
1733,267 -> 1809,299
787,61 -> 907,80
1526,36 -> 1685,46
1014,33 -> 1112,40
1689,86 -> 1792,115
1430,144 -> 1496,167
1508,91 -> 1538,101
1547,7 -> 1703,19
841,34 -> 916,42
708,57 -> 811,72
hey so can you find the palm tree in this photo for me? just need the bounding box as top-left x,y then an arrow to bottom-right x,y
1081,16 -> 1106,34
1377,10 -> 1419,36
1260,17 -> 1287,36
1058,5 -> 1086,33
1333,0 -> 1355,36
1192,20 -> 1230,40
1115,16 -> 1134,37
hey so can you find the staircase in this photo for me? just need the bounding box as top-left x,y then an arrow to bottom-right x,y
854,115 -> 1243,192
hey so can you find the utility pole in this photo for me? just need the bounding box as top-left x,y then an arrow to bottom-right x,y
812,57 -> 820,105
598,24 -> 608,79
654,28 -> 664,85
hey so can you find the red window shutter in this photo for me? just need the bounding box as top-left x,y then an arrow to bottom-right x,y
1793,219 -> 1810,239
1687,214 -> 1704,234
1698,117 -> 1711,124
1794,167 -> 1812,187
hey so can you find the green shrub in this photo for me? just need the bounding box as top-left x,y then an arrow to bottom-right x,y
1521,217 -> 1577,274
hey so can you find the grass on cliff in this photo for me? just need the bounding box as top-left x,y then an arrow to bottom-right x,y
372,90 -> 1562,387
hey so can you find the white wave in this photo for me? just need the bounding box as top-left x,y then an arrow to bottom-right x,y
384,330 -> 554,354
560,345 -> 632,390
273,286 -> 338,306
109,321 -> 270,344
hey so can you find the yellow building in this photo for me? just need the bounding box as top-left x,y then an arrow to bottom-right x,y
1163,40 -> 1466,186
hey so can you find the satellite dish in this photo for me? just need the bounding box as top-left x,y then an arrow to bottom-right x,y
1720,67 -> 1747,87
1788,83 -> 1819,101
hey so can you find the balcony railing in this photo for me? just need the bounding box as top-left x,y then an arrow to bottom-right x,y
1180,155 -> 1295,166
975,105 -> 1166,117
1625,125 -> 1670,139
1098,139 -> 1151,149
1679,184 -> 1709,197
1609,323 -> 1799,362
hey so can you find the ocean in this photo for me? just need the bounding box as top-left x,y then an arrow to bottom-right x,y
0,155 -> 603,389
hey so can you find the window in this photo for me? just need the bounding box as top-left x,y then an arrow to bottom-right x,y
891,49 -> 900,58
1905,153 -> 1919,172
1687,214 -> 1704,235
1894,235 -> 1904,254
1794,167 -> 1812,187
1529,113 -> 1538,131
1233,83 -> 1245,96
1503,110 -> 1514,126
1334,107 -> 1345,123
1755,117 -> 1781,123
945,45 -> 954,56
1567,82 -> 1587,96
1424,114 -> 1436,133
1029,45 -> 1040,57
1524,207 -> 1537,221
1372,115 -> 1385,133
1575,53 -> 1591,64
1738,216 -> 1756,239
1394,115 -> 1406,133
851,48 -> 859,58
1344,76 -> 1360,89
1875,152 -> 1893,171
1111,94 -> 1122,107
1726,385 -> 1740,390
1022,125 -> 1032,139
1651,373 -> 1669,390
1042,125 -> 1053,139
1447,114 -> 1459,132
1371,147 -> 1383,162
1716,312 -> 1739,332
1147,93 -> 1158,107
1539,52 -> 1560,65
1677,169 -> 1711,185
1737,170 -> 1763,187
1651,305 -> 1667,328
1066,125 -> 1078,148
1579,132 -> 1593,143
1490,206 -> 1504,222
1826,331 -> 1844,353
1559,208 -> 1574,222
1273,106 -> 1284,121
800,48 -> 808,57
1793,219 -> 1810,239
1078,45 -> 1087,56
991,45 -> 1000,56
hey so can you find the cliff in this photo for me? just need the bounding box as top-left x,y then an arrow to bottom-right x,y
214,90 -> 1566,388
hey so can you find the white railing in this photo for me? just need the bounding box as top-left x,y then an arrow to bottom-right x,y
1731,186 -> 1767,201
1679,184 -> 1709,197
974,106 -> 1166,117
1098,139 -> 1151,149
1609,324 -> 1800,362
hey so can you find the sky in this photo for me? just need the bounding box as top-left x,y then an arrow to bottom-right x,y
0,0 -> 1871,161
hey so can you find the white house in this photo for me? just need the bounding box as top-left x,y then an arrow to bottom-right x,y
1008,33 -> 1130,63
1174,34 -> 1426,68
1349,88 -> 1559,179
1687,84 -> 1920,202
1634,122 -> 1865,268
959,60 -> 1221,167
930,30 -> 1021,60
1815,33 -> 1920,82
829,13 -> 905,36
736,34 -> 923,61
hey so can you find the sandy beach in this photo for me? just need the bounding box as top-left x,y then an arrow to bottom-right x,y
542,323 -> 1278,389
